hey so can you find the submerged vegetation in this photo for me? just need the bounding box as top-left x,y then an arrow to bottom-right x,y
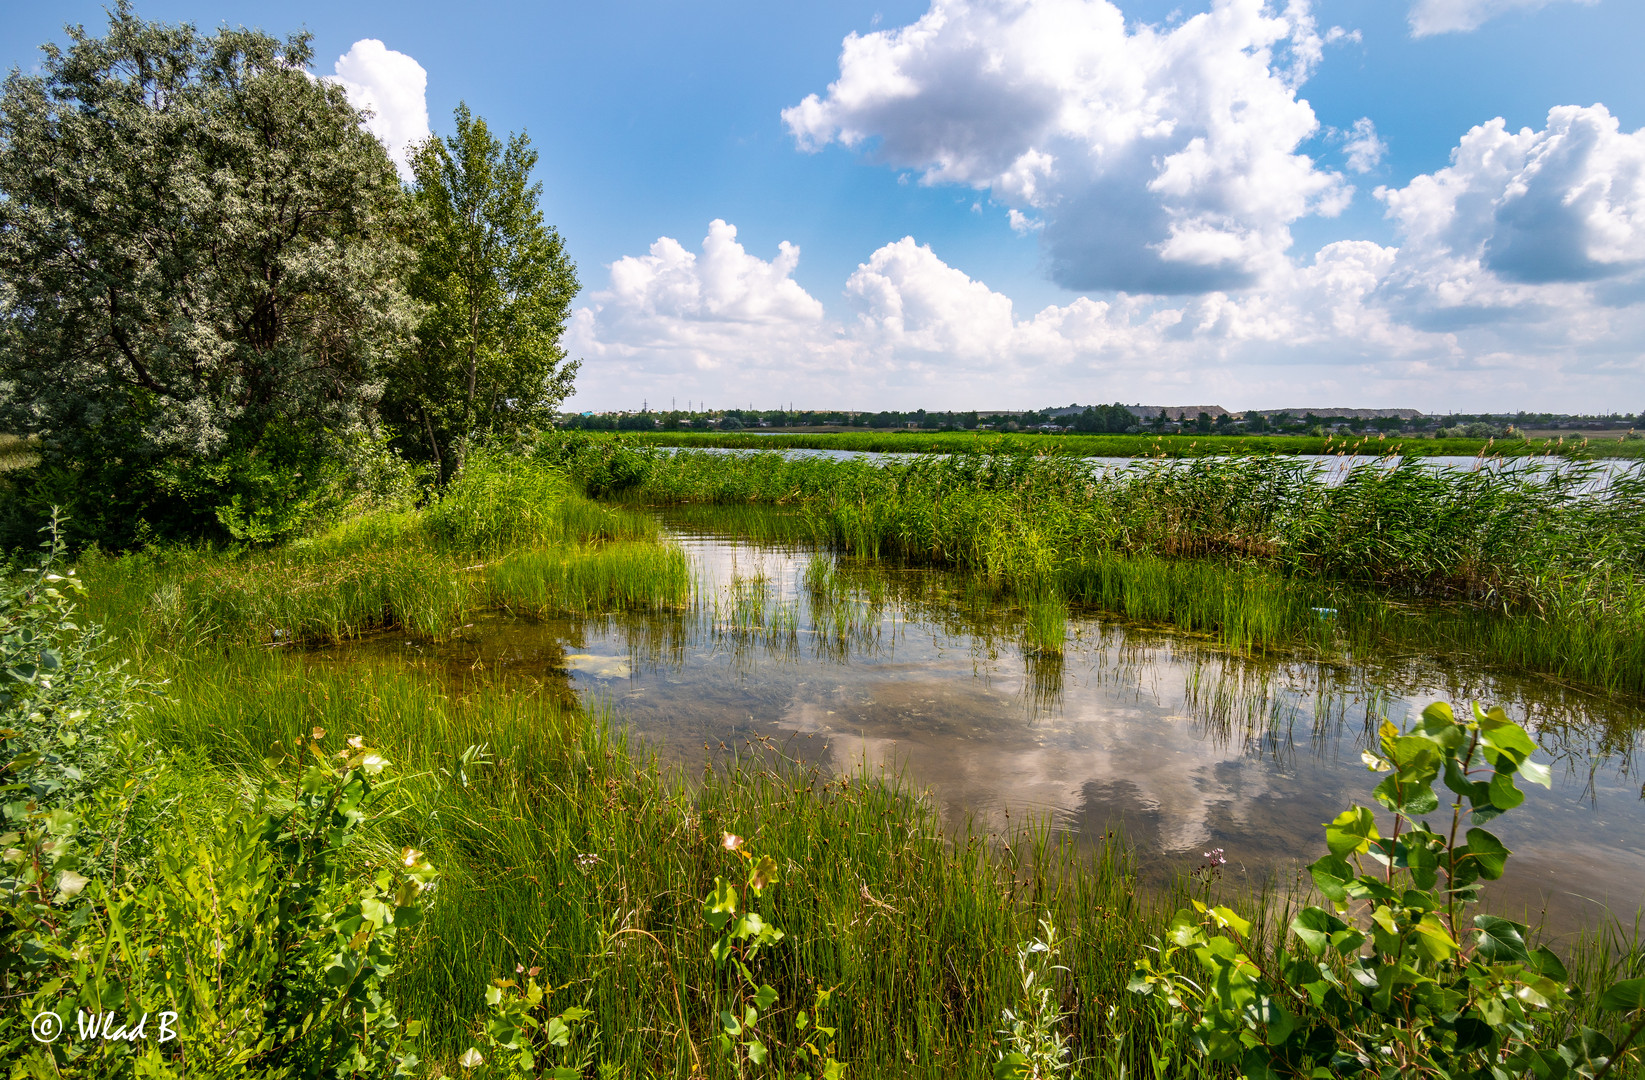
542,438 -> 1645,696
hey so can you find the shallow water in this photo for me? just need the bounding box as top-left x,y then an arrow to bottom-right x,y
665,445 -> 1642,489
323,515 -> 1645,941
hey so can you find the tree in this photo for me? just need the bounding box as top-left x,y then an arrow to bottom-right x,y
384,105 -> 579,484
0,4 -> 414,546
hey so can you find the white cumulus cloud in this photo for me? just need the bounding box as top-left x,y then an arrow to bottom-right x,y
1374,104 -> 1645,330
566,204 -> 1645,413
782,0 -> 1353,295
328,40 -> 430,180
1408,0 -> 1598,37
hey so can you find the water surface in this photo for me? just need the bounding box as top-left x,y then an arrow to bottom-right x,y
324,517 -> 1645,940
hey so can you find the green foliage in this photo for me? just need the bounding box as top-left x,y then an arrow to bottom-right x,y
558,443 -> 1645,694
2,518 -> 438,1075
1129,700 -> 1645,1080
385,104 -> 580,483
457,970 -> 594,1078
993,917 -> 1073,1080
703,835 -> 843,1078
0,4 -> 414,548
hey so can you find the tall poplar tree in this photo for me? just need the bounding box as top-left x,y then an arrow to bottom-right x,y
385,105 -> 580,483
0,3 -> 414,545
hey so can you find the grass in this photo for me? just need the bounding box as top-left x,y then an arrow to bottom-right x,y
50,442 -> 1645,1077
80,455 -> 690,651
609,428 -> 1645,459
127,644 -> 1645,1077
547,442 -> 1645,696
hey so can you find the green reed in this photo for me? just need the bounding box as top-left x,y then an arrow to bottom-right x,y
612,428 -> 1645,460
77,455 -> 686,651
573,446 -> 1645,695
134,641 -> 1507,1078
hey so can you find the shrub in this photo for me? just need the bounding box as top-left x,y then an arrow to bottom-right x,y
1130,701 -> 1645,1079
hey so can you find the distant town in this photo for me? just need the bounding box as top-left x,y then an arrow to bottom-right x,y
559,403 -> 1645,440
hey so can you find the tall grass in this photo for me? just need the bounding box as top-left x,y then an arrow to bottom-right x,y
554,444 -> 1645,695
79,454 -> 688,650
137,648 -> 1641,1076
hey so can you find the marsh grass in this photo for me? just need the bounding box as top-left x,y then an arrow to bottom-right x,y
138,644 -> 1640,1076
586,448 -> 1645,695
79,456 -> 688,651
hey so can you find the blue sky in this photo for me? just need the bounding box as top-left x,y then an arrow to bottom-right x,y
3,0 -> 1642,413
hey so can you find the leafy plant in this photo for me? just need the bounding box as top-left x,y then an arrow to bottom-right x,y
1130,701 -> 1645,1079
704,833 -> 843,1078
993,916 -> 1073,1080
456,968 -> 594,1079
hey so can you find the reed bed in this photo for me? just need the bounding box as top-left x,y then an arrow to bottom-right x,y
560,444 -> 1645,695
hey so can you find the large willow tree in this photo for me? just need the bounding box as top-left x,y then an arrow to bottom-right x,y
385,104 -> 580,484
0,4 -> 413,545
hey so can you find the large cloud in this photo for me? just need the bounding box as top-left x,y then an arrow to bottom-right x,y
783,0 -> 1352,295
566,206 -> 1645,412
565,221 -> 852,406
328,40 -> 430,180
1407,0 -> 1597,37
1374,105 -> 1645,328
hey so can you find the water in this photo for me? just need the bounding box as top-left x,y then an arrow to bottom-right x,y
323,516 -> 1645,940
663,445 -> 1642,488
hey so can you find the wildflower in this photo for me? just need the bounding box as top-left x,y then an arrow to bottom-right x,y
1203,848 -> 1227,867
311,726 -> 326,740
721,832 -> 743,852
576,852 -> 601,872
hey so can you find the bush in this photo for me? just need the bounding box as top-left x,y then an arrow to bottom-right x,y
1131,701 -> 1645,1079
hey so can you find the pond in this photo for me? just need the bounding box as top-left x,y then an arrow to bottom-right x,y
321,512 -> 1645,941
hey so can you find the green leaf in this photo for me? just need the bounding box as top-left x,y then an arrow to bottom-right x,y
993,1052 -> 1031,1080
1529,945 -> 1569,982
1410,914 -> 1459,964
1461,828 -> 1510,879
544,1016 -> 571,1047
1487,769 -> 1525,811
1209,905 -> 1252,939
1599,977 -> 1645,1012
1290,907 -> 1346,957
747,1041 -> 767,1065
1473,915 -> 1532,965
1324,807 -> 1379,858
1308,855 -> 1354,903
754,984 -> 779,1011
1518,758 -> 1552,789
1421,701 -> 1456,727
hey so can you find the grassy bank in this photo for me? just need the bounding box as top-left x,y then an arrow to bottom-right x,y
613,428 -> 1645,459
80,455 -> 690,651
547,441 -> 1645,696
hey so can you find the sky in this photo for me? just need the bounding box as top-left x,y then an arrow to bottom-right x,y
2,0 -> 1642,414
